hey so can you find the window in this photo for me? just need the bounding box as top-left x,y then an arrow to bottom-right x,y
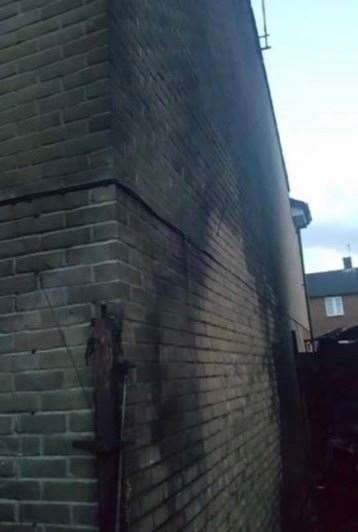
325,296 -> 344,317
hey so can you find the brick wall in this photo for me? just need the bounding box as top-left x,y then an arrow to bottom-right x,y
0,181 -> 285,531
0,186 -> 125,531
0,0 -> 111,193
0,1 -> 308,531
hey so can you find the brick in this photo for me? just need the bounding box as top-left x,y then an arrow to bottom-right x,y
41,266 -> 93,288
0,480 -> 41,501
0,393 -> 39,414
20,503 -> 70,525
0,3 -> 18,22
16,250 -> 65,274
19,48 -> 62,73
94,261 -> 141,285
19,458 -> 67,478
0,10 -> 42,35
15,329 -> 64,352
0,273 -> 35,296
0,123 -> 16,142
0,458 -> 16,478
73,504 -> 98,526
39,304 -> 92,328
66,203 -> 117,227
63,31 -> 108,59
0,236 -> 41,260
0,333 -> 14,354
38,87 -> 84,114
18,212 -> 65,235
63,97 -> 109,123
66,242 -> 125,265
16,287 -> 67,311
39,24 -> 84,51
0,502 -> 15,521
63,323 -> 89,346
0,258 -> 13,276
43,480 -> 97,502
86,13 -> 107,34
63,62 -> 107,90
0,311 -> 42,334
15,370 -> 64,391
64,131 -> 109,156
17,16 -> 59,43
40,154 -> 90,178
0,373 -> 13,391
86,79 -> 109,100
43,435 -> 87,456
68,281 -> 130,304
41,0 -> 82,19
21,0 -> 49,12
0,72 -> 34,97
17,413 -> 66,433
21,436 -> 41,455
91,185 -> 116,203
11,353 -> 39,371
0,525 -> 36,532
0,436 -> 20,456
21,111 -> 61,134
16,78 -> 61,104
69,411 -> 94,432
17,143 -> 65,167
39,54 -> 85,82
44,527 -> 98,532
0,354 -> 11,372
12,201 -> 36,219
69,457 -> 96,479
0,101 -> 37,126
0,62 -> 16,80
62,0 -> 105,27
89,146 -> 113,169
39,348 -> 78,369
87,44 -> 108,66
0,415 -> 12,434
42,227 -> 91,251
89,112 -> 111,132
92,221 -> 121,241
41,389 -> 89,411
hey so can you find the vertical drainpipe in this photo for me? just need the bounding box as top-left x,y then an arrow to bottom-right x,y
297,228 -> 316,353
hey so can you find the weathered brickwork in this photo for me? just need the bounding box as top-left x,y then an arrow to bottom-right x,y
0,183 -> 285,531
0,187 -> 123,531
0,1 -> 306,531
0,0 -> 110,192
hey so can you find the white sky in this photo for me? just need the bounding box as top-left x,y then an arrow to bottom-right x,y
251,0 -> 358,272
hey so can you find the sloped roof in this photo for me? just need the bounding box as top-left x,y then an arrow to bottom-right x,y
307,268 -> 358,298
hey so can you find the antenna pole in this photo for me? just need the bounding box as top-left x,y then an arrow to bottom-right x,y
259,0 -> 271,50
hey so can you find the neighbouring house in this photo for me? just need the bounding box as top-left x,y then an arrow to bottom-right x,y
307,257 -> 358,338
0,1 -> 310,531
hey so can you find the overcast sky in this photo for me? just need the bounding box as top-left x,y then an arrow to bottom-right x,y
252,0 -> 358,273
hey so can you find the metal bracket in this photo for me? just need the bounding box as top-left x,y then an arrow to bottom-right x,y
72,308 -> 135,532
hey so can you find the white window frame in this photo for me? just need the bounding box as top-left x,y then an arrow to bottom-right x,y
324,296 -> 344,317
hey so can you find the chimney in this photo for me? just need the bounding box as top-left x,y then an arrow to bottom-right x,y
343,256 -> 353,270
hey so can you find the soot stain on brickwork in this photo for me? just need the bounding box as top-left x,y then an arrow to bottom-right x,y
109,1 -> 292,528
144,237 -> 208,527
